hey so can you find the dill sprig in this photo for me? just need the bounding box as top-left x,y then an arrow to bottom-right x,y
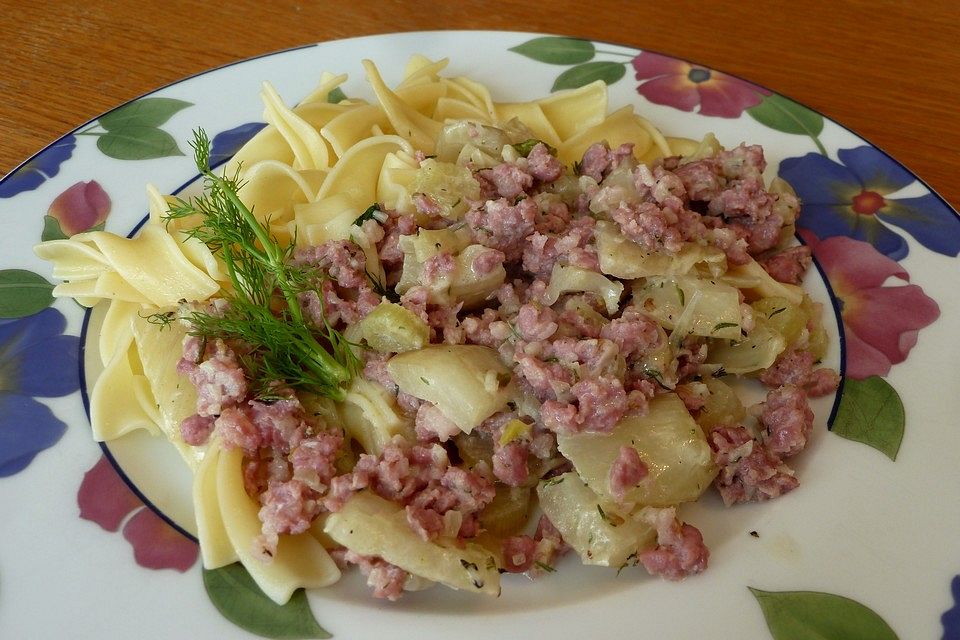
365,267 -> 400,303
165,129 -> 358,400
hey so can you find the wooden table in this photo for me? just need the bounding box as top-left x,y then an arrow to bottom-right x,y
3,0 -> 958,211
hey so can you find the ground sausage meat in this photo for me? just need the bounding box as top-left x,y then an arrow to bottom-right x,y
609,445 -> 648,502
760,385 -> 815,458
170,128 -> 836,599
324,438 -> 495,542
760,350 -> 841,398
638,507 -> 709,580
177,337 -> 247,418
342,551 -> 410,601
709,425 -> 799,505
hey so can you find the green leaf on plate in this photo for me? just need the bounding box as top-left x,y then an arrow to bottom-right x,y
327,87 -> 348,104
0,270 -> 55,318
509,37 -> 596,65
41,215 -> 68,241
746,94 -> 823,137
203,563 -> 331,639
98,97 -> 193,131
831,376 -> 904,460
96,126 -> 184,160
43,216 -> 105,241
750,587 -> 899,640
551,61 -> 626,91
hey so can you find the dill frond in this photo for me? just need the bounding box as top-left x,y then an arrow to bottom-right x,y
166,129 -> 358,400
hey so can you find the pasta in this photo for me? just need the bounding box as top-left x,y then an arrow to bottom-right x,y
34,224 -> 221,307
36,55 -> 839,605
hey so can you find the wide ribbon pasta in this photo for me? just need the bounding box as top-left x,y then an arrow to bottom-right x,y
35,224 -> 220,307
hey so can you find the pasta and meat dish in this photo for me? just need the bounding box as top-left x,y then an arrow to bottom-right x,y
35,56 -> 839,603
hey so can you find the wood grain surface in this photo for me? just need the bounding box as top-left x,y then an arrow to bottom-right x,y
2,0 -> 958,210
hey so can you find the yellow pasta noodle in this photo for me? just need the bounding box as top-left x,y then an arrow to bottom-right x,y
90,340 -> 160,441
261,82 -> 331,171
535,79 -> 607,140
35,224 -> 220,307
316,135 -> 413,212
192,441 -> 239,570
131,312 -> 205,468
557,105 -> 653,166
216,447 -> 341,604
361,59 -> 443,153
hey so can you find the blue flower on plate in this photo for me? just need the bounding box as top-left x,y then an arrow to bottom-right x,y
779,145 -> 960,260
0,308 -> 80,477
0,135 -> 77,199
944,575 -> 960,639
209,122 -> 267,168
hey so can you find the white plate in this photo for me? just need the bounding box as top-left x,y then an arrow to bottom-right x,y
1,30 -> 958,640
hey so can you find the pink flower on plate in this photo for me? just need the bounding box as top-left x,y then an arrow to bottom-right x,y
802,231 -> 940,379
631,51 -> 770,118
45,180 -> 111,238
78,455 -> 198,572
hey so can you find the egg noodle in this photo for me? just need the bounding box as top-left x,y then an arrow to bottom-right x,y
35,56 -> 835,604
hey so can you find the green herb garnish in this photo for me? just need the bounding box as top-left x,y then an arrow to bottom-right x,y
713,322 -> 739,332
512,138 -> 556,157
163,129 -> 358,400
353,203 -> 386,226
365,268 -> 400,303
641,366 -> 673,391
616,552 -> 638,576
597,504 -> 618,526
534,560 -> 556,573
327,86 -> 348,104
144,310 -> 176,327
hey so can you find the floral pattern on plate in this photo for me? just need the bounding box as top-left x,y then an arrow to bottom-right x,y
78,454 -> 199,571
0,135 -> 76,199
42,180 -> 111,240
0,307 -> 79,476
1,32 -> 957,640
782,147 -> 960,260
631,51 -> 771,118
800,231 -> 940,381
